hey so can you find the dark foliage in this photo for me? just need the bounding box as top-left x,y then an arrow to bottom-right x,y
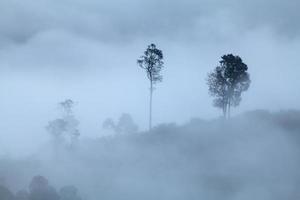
207,54 -> 250,117
137,43 -> 164,84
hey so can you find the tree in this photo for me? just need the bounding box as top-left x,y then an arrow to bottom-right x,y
15,190 -> 29,200
207,54 -> 250,118
59,185 -> 82,200
28,176 -> 59,200
29,176 -> 49,192
59,99 -> 74,115
46,99 -> 80,149
137,44 -> 164,130
102,113 -> 138,134
46,119 -> 67,142
59,99 -> 80,147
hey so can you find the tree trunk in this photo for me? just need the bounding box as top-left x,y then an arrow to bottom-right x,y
223,97 -> 227,118
223,103 -> 226,118
149,81 -> 153,131
228,100 -> 231,119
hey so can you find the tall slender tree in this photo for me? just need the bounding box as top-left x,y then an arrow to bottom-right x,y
207,54 -> 250,118
137,44 -> 164,130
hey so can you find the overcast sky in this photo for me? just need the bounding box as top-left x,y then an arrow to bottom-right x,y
0,0 -> 299,154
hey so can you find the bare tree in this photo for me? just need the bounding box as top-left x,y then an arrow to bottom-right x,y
137,44 -> 164,130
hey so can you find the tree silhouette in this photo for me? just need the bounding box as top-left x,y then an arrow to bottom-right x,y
137,44 -> 164,130
29,176 -> 59,200
15,190 -> 29,200
102,113 -> 138,134
46,99 -> 80,150
46,119 -> 67,141
207,54 -> 250,118
59,185 -> 82,200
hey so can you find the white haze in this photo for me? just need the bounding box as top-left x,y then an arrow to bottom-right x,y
1,111 -> 300,200
1,30 -> 299,154
0,0 -> 300,199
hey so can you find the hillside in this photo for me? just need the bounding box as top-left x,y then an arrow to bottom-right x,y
1,110 -> 300,200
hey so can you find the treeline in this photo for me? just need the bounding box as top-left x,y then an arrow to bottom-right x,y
0,175 -> 82,200
1,110 -> 300,200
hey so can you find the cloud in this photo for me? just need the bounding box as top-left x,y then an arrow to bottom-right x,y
1,0 -> 299,47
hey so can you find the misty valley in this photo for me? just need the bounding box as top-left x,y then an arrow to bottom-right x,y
1,0 -> 300,199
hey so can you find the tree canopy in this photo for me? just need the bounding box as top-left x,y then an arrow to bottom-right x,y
137,43 -> 164,85
207,54 -> 250,118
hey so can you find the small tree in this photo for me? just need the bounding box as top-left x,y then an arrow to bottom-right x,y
102,113 -> 138,134
59,99 -> 74,116
29,176 -> 60,200
60,185 -> 82,200
137,44 -> 164,130
46,99 -> 80,150
15,190 -> 29,200
207,54 -> 250,118
46,119 -> 67,140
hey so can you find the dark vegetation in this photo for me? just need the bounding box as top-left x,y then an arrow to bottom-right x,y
207,54 -> 250,118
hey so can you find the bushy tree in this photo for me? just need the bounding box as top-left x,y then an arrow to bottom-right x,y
103,113 -> 138,134
59,185 -> 82,200
207,54 -> 250,118
137,44 -> 164,130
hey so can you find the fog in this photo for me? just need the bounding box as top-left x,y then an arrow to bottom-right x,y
1,111 -> 300,200
0,0 -> 300,199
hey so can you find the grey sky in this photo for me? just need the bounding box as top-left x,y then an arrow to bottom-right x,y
0,0 -> 299,154
1,0 -> 300,45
